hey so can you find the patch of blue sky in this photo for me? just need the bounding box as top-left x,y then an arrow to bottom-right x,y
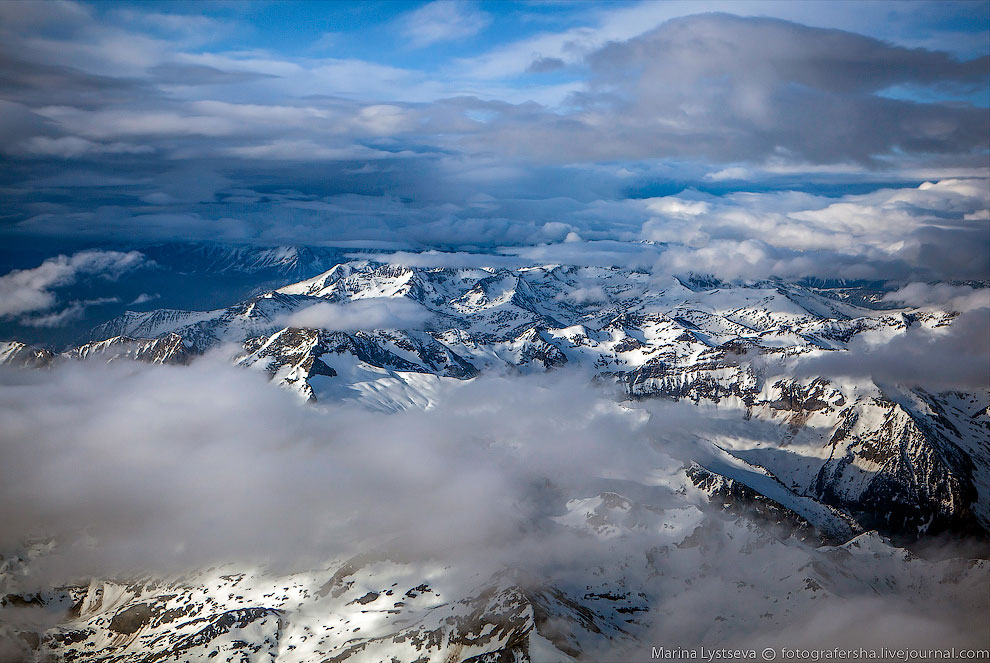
84,1 -> 597,70
879,84 -> 990,108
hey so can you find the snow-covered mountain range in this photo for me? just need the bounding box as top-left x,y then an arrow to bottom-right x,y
1,259 -> 988,662
9,260 -> 987,543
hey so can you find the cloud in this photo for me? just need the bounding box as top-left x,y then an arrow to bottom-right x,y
456,0 -> 989,82
0,250 -> 143,318
0,5 -> 986,290
883,282 -> 990,313
146,62 -> 272,86
0,51 -> 144,107
0,361 -> 662,577
650,239 -> 877,282
35,106 -> 237,138
130,292 -> 160,305
795,308 -> 990,391
0,359 -> 986,654
526,56 -> 565,74
444,14 -> 989,166
17,135 -> 152,158
705,166 -> 750,181
344,250 -> 529,269
5,168 -> 987,283
221,140 -> 411,161
19,297 -> 120,328
556,285 -> 607,304
0,4 -> 985,175
502,240 -> 665,269
18,304 -> 87,328
572,13 -> 989,165
642,178 -> 990,281
138,167 -> 231,204
402,1 -> 492,48
284,298 -> 431,331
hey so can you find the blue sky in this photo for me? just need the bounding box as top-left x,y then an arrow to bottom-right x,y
38,1 -> 990,99
0,0 -> 987,283
82,1 -> 990,60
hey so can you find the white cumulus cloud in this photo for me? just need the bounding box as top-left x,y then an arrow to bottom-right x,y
0,250 -> 144,318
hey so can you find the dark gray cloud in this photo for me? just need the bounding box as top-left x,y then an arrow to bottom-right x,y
591,13 -> 988,93
0,101 -> 56,155
0,52 -> 143,108
474,13 -> 989,165
146,62 -> 276,87
526,56 -> 565,73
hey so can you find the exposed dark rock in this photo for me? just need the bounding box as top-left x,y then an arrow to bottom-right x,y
109,603 -> 152,635
688,463 -> 831,545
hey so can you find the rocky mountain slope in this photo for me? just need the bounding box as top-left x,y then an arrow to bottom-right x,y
4,510 -> 986,662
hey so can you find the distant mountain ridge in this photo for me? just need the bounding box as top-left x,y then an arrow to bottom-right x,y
138,242 -> 361,279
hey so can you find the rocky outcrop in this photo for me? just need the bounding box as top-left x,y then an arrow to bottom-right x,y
813,398 -> 984,542
65,333 -> 192,365
0,341 -> 54,368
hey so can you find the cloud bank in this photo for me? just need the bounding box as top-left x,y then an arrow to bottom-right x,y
0,2 -> 986,288
284,298 -> 431,331
0,250 -> 142,319
0,359 -> 986,655
644,178 -> 990,281
796,308 -> 990,391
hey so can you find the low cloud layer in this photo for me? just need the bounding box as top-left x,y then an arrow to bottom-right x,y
796,308 -> 990,391
883,282 -> 990,312
0,362 -> 664,578
0,359 -> 986,654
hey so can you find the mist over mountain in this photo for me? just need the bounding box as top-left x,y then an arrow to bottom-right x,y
1,2 -> 988,662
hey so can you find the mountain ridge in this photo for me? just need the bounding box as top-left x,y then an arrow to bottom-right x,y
4,260 -> 987,547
